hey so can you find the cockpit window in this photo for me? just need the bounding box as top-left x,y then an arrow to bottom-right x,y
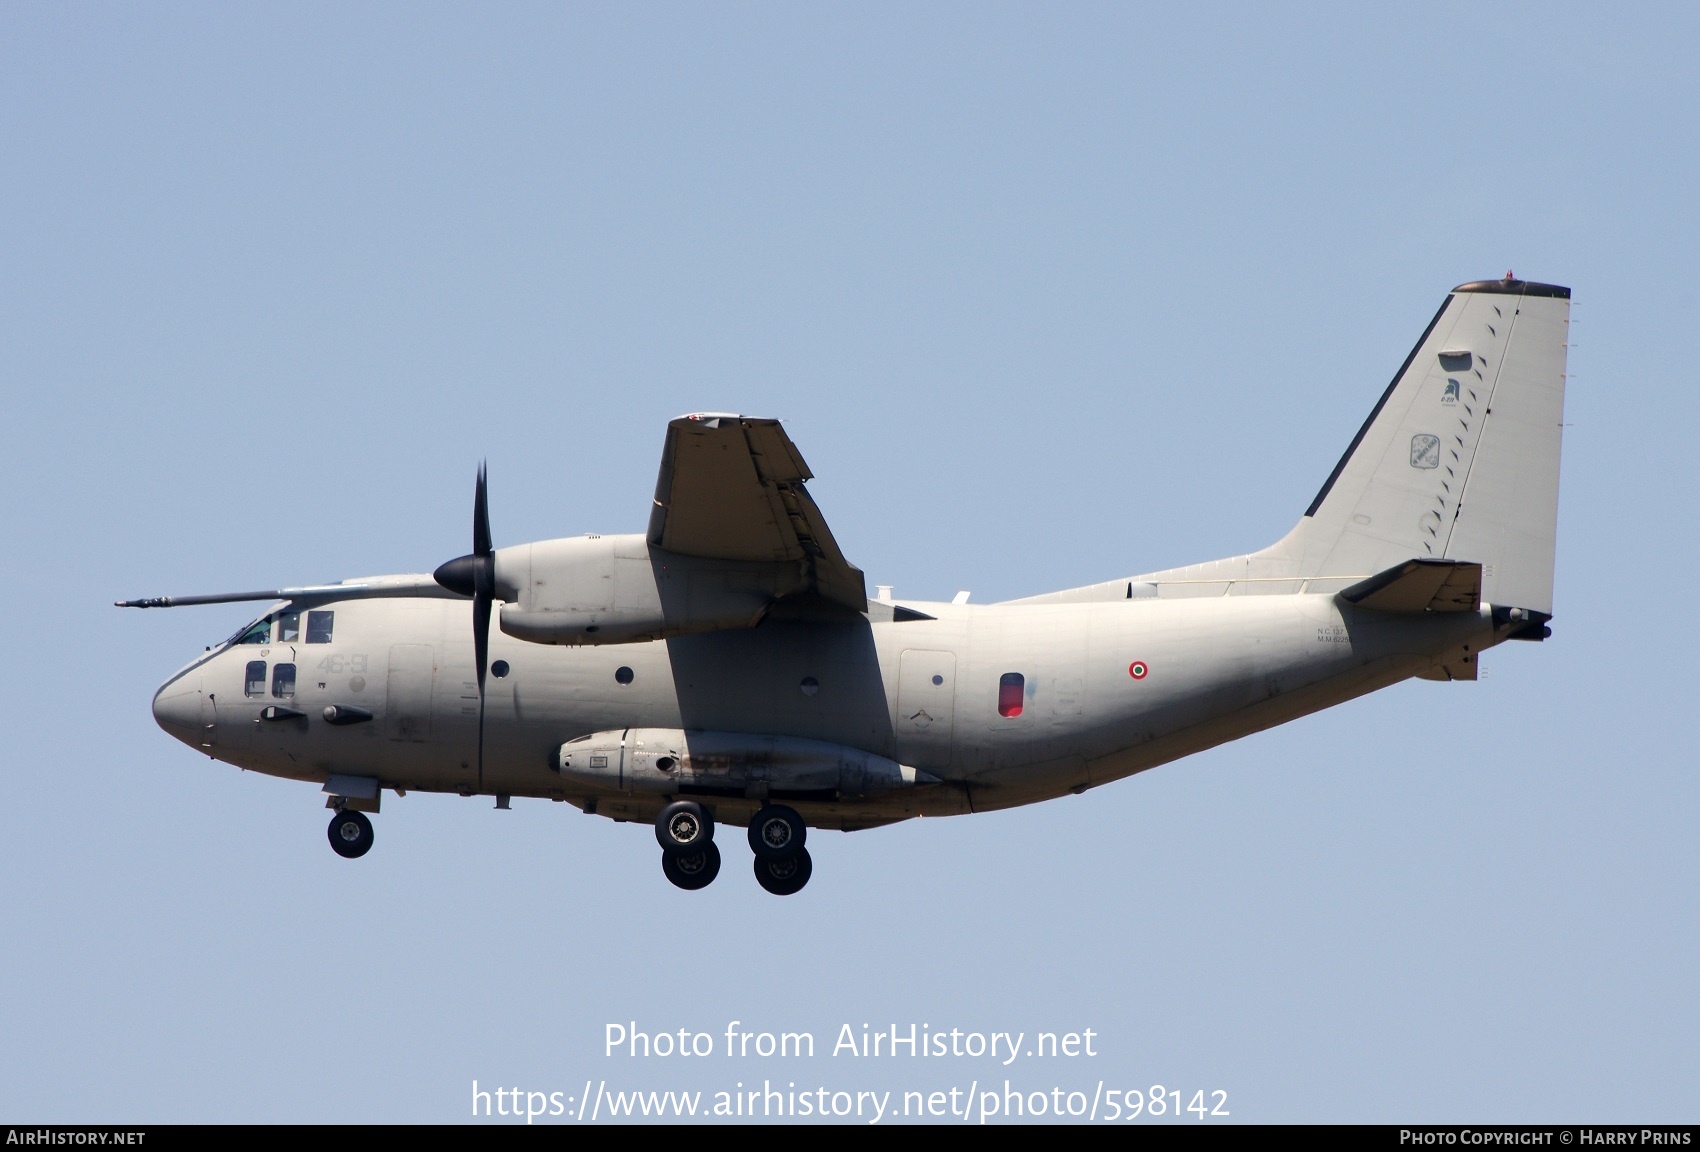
305,610 -> 334,644
245,661 -> 267,697
272,663 -> 296,698
277,612 -> 301,643
234,618 -> 271,645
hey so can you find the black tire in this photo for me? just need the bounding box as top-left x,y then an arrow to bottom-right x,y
327,809 -> 374,859
661,842 -> 721,891
654,800 -> 714,852
753,848 -> 812,896
747,804 -> 806,859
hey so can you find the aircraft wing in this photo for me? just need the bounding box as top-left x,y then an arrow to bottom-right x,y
646,414 -> 867,612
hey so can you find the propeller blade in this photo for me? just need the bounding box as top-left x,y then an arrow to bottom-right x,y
473,583 -> 491,791
473,461 -> 492,559
473,463 -> 494,790
473,588 -> 491,697
432,462 -> 497,792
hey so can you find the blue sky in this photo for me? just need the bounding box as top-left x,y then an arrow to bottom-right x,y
1,2 -> 1695,1122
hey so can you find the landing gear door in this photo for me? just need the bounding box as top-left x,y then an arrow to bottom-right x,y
385,644 -> 436,742
896,649 -> 956,768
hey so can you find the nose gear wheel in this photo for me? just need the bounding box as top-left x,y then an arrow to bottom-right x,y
327,810 -> 374,859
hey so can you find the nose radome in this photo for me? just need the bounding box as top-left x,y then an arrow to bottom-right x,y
152,676 -> 203,747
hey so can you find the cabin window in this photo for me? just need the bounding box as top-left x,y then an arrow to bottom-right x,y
998,672 -> 1025,717
277,612 -> 301,643
305,610 -> 334,644
245,661 -> 267,697
235,619 -> 270,645
272,663 -> 296,698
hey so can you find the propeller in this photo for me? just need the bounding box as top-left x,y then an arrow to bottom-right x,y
433,463 -> 495,787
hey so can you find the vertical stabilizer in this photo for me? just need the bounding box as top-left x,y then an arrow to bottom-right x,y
1003,278 -> 1570,614
1260,278 -> 1569,614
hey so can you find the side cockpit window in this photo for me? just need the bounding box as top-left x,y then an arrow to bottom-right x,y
306,610 -> 334,644
245,661 -> 267,697
277,612 -> 301,643
234,618 -> 271,645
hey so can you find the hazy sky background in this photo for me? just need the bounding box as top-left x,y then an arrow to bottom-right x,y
2,2 -> 1695,1123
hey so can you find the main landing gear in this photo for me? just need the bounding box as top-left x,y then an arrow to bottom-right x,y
327,809 -> 374,859
753,848 -> 812,896
661,842 -> 722,890
655,799 -> 720,891
652,801 -> 813,895
749,803 -> 811,896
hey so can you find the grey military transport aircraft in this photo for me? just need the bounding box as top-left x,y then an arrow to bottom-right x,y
125,276 -> 1568,895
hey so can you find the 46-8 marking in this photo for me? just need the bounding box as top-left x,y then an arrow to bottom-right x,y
1101,1087 -> 1228,1120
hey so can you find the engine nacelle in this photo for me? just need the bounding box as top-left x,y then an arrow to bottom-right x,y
494,534 -> 806,646
556,728 -> 940,798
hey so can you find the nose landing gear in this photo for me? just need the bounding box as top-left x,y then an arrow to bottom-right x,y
327,809 -> 374,859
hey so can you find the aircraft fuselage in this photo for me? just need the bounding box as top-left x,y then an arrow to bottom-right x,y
153,583 -> 1499,830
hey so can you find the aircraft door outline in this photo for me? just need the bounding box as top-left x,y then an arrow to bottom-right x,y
896,649 -> 956,769
386,644 -> 436,742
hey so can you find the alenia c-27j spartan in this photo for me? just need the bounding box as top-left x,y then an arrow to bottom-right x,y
125,276 -> 1568,895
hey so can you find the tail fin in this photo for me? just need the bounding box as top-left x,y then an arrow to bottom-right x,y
1261,277 -> 1570,615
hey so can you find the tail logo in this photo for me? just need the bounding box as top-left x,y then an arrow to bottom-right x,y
1410,434 -> 1441,470
1441,379 -> 1460,405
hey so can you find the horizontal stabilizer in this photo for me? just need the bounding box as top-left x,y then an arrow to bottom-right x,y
1339,558 -> 1481,614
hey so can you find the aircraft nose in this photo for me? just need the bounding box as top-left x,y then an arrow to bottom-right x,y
152,676 -> 203,747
